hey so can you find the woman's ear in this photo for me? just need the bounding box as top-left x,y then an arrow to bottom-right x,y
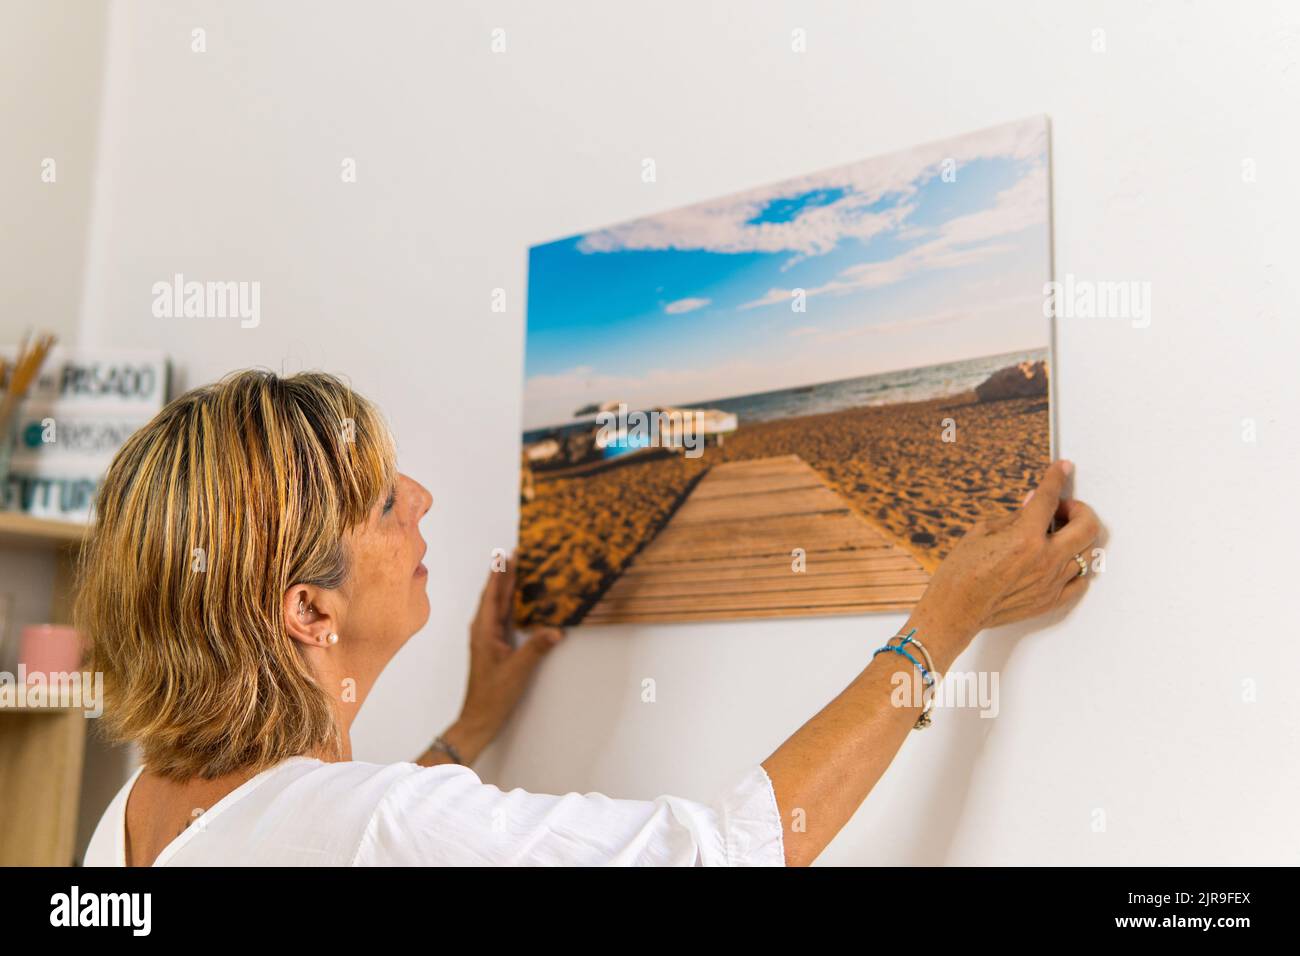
282,585 -> 341,648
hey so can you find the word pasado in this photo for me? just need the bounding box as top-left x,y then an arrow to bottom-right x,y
56,360 -> 163,401
595,404 -> 707,459
151,273 -> 260,328
50,886 -> 151,936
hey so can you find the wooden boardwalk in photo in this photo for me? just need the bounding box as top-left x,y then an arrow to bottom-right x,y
584,455 -> 931,625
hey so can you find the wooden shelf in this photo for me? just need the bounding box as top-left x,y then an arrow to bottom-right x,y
0,512 -> 87,550
0,510 -> 89,865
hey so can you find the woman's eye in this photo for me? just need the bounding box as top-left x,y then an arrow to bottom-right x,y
382,489 -> 397,514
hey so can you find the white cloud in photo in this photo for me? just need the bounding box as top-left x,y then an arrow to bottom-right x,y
578,196 -> 909,259
575,117 -> 1047,259
738,162 -> 1047,310
663,296 -> 711,314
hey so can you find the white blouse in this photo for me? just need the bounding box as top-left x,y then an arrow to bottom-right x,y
83,756 -> 786,866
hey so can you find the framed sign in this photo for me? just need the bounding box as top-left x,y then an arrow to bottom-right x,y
1,349 -> 169,522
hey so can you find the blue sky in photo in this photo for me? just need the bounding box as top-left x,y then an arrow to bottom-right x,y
523,117 -> 1050,429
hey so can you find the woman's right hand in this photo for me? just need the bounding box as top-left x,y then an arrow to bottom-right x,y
766,460 -> 1102,864
908,460 -> 1101,653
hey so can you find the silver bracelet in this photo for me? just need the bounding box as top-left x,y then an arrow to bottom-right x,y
897,633 -> 936,681
429,735 -> 464,765
886,631 -> 938,730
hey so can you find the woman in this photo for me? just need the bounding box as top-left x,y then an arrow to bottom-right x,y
82,370 -> 1099,866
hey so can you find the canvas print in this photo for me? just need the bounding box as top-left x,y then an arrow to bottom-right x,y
517,116 -> 1053,627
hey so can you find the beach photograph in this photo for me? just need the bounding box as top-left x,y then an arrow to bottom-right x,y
517,116 -> 1053,627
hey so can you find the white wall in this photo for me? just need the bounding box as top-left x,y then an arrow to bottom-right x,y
0,0 -> 118,862
0,0 -> 109,614
21,0 -> 1300,863
0,0 -> 108,342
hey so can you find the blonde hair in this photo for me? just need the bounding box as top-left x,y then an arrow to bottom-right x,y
76,370 -> 396,780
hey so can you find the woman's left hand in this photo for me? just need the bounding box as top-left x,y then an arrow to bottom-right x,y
444,555 -> 564,763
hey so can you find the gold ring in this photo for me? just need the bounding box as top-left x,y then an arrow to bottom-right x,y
1072,553 -> 1088,578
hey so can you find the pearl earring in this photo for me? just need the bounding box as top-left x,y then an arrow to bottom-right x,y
326,633 -> 339,645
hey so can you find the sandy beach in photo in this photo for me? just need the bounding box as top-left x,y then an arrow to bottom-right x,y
515,387 -> 1049,627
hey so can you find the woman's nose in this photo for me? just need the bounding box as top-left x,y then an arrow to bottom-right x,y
404,475 -> 433,518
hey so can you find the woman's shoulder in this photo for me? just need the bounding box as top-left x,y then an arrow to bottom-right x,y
175,757 -> 456,866
289,757 -> 480,800
85,756 -> 473,867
